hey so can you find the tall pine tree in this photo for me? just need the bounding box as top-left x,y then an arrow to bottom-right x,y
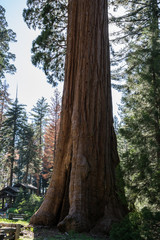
1,97 -> 27,186
30,97 -> 49,194
111,0 -> 160,209
0,5 -> 16,80
42,89 -> 61,192
17,124 -> 38,185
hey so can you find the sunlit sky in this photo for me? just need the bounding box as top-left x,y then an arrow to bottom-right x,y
1,0 -> 121,115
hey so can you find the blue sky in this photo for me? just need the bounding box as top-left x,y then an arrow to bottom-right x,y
1,0 -> 120,116
1,0 -> 63,112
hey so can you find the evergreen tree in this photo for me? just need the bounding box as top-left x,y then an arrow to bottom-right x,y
23,0 -> 67,86
111,0 -> 160,209
17,124 -> 38,185
0,5 -> 16,80
42,89 -> 61,192
41,124 -> 54,192
29,0 -> 127,233
0,81 -> 10,187
0,144 -> 9,188
30,97 -> 49,194
1,97 -> 27,186
0,81 -> 10,126
49,88 -> 61,160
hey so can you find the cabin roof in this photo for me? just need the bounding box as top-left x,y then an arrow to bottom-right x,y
13,183 -> 37,190
0,183 -> 37,199
0,186 -> 19,198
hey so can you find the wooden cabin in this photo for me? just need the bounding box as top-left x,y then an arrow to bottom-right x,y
0,186 -> 18,209
0,183 -> 37,210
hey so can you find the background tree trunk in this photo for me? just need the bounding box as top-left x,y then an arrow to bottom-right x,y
30,0 -> 127,233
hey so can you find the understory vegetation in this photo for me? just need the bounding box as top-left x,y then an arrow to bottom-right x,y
8,193 -> 43,220
0,0 -> 160,239
110,208 -> 160,240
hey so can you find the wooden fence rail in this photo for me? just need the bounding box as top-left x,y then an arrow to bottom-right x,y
8,213 -> 26,221
0,224 -> 21,240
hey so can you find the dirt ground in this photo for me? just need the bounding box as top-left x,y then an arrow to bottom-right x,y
22,226 -> 62,239
21,225 -> 109,240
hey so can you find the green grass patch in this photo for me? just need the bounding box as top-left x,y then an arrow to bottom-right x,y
0,218 -> 29,226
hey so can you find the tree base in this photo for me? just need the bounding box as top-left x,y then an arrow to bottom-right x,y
91,217 -> 118,235
30,211 -> 56,226
57,213 -> 91,233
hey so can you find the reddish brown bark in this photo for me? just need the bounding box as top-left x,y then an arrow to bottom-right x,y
30,0 -> 127,233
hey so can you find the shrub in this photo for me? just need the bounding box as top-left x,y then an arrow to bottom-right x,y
8,208 -> 18,214
12,193 -> 43,220
110,208 -> 160,240
110,212 -> 142,240
140,207 -> 160,240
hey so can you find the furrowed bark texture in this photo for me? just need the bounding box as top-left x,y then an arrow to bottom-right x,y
30,0 -> 127,233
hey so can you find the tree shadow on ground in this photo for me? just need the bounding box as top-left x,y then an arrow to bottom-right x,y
22,225 -> 108,240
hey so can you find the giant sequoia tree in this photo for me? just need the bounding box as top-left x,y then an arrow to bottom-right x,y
29,0 -> 127,233
23,0 -> 67,85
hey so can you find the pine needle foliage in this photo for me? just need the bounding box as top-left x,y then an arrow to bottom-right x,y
0,5 -> 16,80
111,0 -> 160,210
23,0 -> 67,86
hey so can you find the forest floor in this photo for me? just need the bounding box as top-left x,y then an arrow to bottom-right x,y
21,225 -> 109,240
0,219 -> 109,240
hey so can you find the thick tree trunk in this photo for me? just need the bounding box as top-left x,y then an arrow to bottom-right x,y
30,0 -> 127,233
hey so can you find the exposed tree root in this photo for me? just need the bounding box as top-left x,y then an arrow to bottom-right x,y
58,213 -> 91,233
